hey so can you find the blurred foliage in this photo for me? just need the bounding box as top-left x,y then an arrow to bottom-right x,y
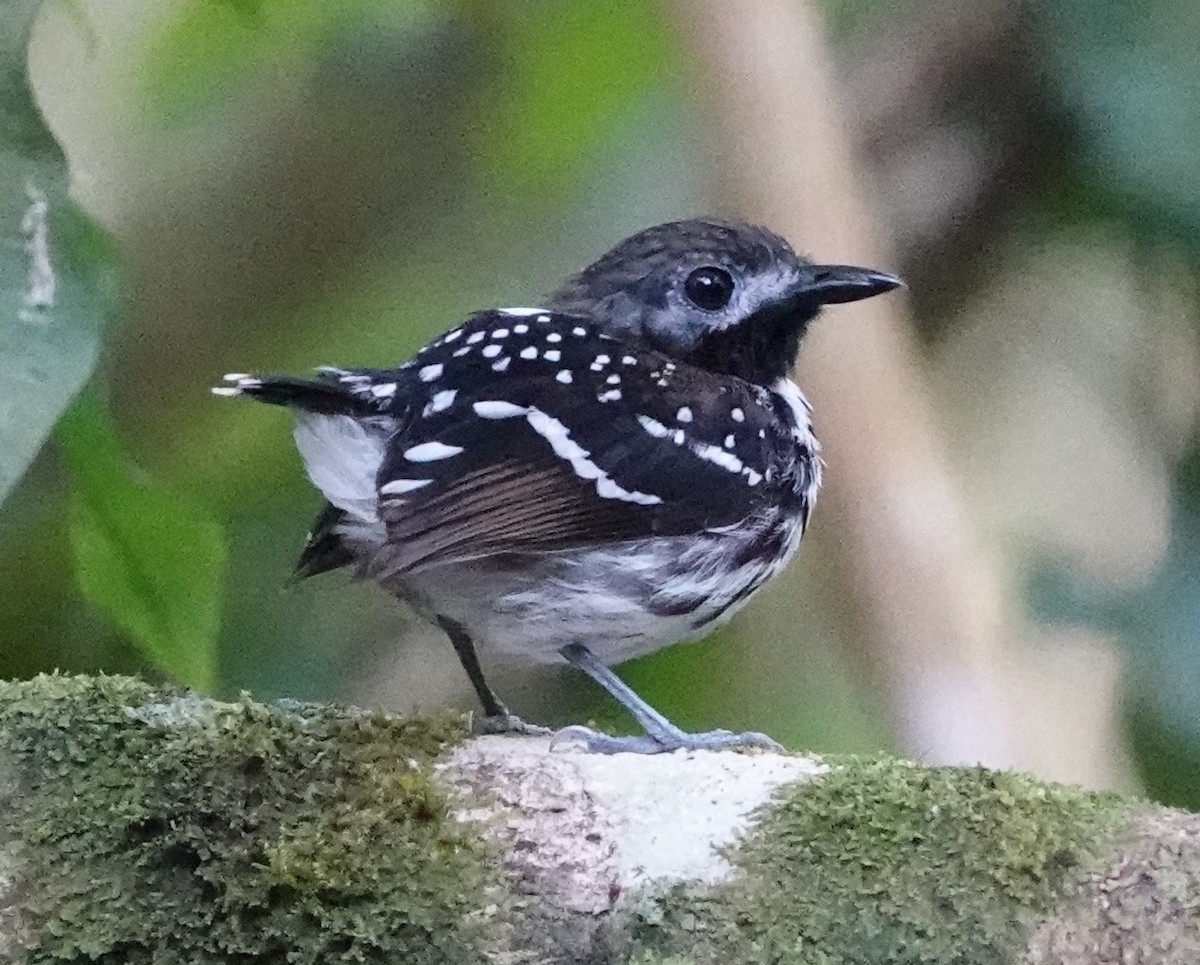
1044,0 -> 1200,250
1126,696 -> 1200,810
136,0 -> 443,124
1029,514 -> 1200,809
1027,0 -> 1200,808
472,1 -> 674,195
2,0 -> 1200,802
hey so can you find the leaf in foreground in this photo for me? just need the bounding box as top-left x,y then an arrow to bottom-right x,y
58,396 -> 226,691
0,0 -> 117,505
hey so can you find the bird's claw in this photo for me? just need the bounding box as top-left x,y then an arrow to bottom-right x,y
474,711 -> 552,737
550,726 -> 663,754
550,724 -> 783,755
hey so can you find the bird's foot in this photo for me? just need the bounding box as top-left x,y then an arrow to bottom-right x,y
474,710 -> 553,737
551,724 -> 782,755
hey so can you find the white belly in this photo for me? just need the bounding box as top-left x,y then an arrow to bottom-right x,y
394,514 -> 806,666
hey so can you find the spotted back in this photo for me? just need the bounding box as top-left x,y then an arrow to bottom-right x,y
327,307 -> 818,573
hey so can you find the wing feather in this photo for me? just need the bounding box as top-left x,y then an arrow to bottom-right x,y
325,308 -> 798,575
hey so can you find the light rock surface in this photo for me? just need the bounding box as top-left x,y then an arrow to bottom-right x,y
441,736 -> 826,913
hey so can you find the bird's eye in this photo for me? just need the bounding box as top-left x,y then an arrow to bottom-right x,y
683,266 -> 735,311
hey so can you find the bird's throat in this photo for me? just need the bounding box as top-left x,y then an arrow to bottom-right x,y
686,304 -> 812,386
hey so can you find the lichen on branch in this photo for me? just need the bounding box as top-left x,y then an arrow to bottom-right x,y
0,675 -> 485,964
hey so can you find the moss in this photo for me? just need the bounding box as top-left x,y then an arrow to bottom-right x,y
0,674 -> 483,964
627,756 -> 1134,965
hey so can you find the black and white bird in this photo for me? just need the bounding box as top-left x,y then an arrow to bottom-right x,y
214,220 -> 901,753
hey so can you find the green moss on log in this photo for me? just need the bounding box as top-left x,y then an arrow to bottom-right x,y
628,757 -> 1133,964
0,674 -> 482,964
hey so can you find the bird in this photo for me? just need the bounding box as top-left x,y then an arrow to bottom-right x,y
213,219 -> 901,753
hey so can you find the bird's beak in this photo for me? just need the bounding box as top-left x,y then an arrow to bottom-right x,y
791,264 -> 904,305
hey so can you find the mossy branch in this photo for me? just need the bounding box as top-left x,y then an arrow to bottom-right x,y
0,675 -> 1196,964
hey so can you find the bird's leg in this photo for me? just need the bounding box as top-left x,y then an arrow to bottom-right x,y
436,617 -> 550,736
554,643 -> 782,754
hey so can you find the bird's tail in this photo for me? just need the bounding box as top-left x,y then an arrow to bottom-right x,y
212,373 -> 376,416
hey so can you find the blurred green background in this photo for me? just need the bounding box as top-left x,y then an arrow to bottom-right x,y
4,0 -> 1200,808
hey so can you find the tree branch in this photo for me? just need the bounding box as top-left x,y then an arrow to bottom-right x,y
1,675 -> 1196,963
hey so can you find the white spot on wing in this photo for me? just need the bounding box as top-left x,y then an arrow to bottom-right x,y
499,307 -> 547,318
404,441 -> 463,462
598,389 -> 621,402
467,332 -> 486,344
380,478 -> 433,495
544,349 -> 561,362
492,357 -> 511,372
638,415 -> 670,438
482,344 -> 503,358
547,332 -> 562,343
691,441 -> 743,474
419,363 -> 444,382
443,328 -> 463,343
731,407 -> 745,423
423,389 -> 457,416
370,382 -> 397,398
453,346 -> 472,357
676,407 -> 693,423
473,400 -> 527,419
491,328 -> 510,339
519,346 -> 538,360
556,370 -> 573,384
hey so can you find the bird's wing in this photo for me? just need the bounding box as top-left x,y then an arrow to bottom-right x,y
368,308 -> 790,574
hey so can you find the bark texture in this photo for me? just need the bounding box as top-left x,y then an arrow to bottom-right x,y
0,675 -> 1196,964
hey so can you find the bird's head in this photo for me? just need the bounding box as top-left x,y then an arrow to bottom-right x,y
550,219 -> 902,386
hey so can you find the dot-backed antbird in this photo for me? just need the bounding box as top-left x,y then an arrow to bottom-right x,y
215,219 -> 901,753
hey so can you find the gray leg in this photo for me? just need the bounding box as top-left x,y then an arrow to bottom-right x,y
437,616 -> 549,736
555,643 -> 782,754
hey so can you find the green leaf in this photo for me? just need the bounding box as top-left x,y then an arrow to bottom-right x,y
58,395 -> 227,690
0,0 -> 118,505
